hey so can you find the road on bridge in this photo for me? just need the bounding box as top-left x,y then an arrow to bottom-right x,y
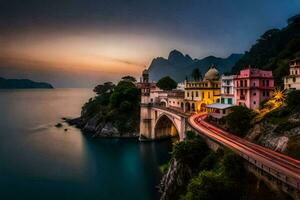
188,113 -> 300,190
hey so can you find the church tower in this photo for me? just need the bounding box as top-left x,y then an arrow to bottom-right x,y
141,69 -> 150,104
139,69 -> 153,140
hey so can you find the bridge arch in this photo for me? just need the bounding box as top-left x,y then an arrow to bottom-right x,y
154,114 -> 179,139
159,99 -> 168,107
185,102 -> 191,112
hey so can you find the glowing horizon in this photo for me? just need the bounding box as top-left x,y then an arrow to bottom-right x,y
0,0 -> 299,87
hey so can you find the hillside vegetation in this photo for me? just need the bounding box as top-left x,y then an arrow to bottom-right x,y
70,76 -> 141,137
232,14 -> 300,86
160,132 -> 290,200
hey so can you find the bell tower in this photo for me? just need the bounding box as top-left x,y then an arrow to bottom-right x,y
141,69 -> 150,104
139,69 -> 153,140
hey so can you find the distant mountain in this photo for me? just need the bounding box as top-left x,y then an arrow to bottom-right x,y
148,49 -> 243,82
0,77 -> 53,89
231,14 -> 300,86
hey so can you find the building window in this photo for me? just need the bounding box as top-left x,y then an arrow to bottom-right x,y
253,82 -> 256,87
266,91 -> 270,97
262,80 -> 265,86
266,80 -> 269,86
221,98 -> 224,104
293,77 -> 296,83
253,101 -> 256,104
202,92 -> 205,99
187,92 -> 189,97
228,98 -> 232,104
253,92 -> 256,96
196,91 -> 199,97
208,92 -> 210,98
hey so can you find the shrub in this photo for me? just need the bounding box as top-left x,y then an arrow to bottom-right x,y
185,130 -> 197,140
199,152 -> 218,171
225,106 -> 255,137
181,171 -> 230,200
172,137 -> 209,168
223,151 -> 245,179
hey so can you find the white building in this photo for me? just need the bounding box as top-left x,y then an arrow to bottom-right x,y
206,103 -> 234,119
176,82 -> 185,91
284,59 -> 300,90
220,75 -> 235,105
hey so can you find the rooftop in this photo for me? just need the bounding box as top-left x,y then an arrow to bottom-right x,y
205,103 -> 235,110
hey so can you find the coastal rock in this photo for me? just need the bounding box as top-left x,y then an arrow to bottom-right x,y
65,117 -> 84,127
83,115 -> 99,132
100,122 -> 119,136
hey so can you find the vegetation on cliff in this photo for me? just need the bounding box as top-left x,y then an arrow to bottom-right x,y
255,90 -> 300,159
79,76 -> 140,136
231,14 -> 300,86
160,131 -> 290,200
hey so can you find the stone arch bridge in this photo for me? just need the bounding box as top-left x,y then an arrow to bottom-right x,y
139,104 -> 300,198
139,103 -> 188,141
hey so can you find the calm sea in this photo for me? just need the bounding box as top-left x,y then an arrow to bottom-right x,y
0,88 -> 172,200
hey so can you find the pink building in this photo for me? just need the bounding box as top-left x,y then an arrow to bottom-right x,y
234,68 -> 274,110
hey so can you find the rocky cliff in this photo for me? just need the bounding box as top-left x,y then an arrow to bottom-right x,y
246,107 -> 300,160
159,158 -> 193,200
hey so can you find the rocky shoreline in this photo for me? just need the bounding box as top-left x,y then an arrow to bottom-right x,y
63,117 -> 139,138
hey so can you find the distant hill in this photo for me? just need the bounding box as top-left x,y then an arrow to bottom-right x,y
148,49 -> 243,82
231,14 -> 300,86
0,77 -> 53,89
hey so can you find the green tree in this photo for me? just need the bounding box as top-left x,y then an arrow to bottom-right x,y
172,137 -> 209,168
93,82 -> 115,95
191,68 -> 202,81
156,76 -> 177,91
121,75 -> 136,83
225,106 -> 255,137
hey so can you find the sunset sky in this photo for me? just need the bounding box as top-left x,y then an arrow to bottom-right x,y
0,0 -> 300,87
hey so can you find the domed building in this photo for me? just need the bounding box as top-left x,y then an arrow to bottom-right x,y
184,66 -> 221,112
204,66 -> 220,81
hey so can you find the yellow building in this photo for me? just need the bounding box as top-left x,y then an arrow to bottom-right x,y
184,66 -> 221,112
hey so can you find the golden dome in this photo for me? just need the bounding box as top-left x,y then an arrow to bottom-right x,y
204,66 -> 220,81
